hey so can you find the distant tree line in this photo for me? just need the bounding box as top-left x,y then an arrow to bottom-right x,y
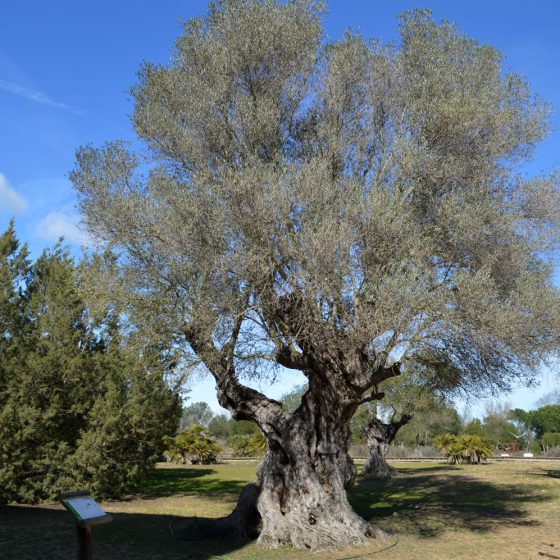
0,223 -> 181,503
177,387 -> 560,464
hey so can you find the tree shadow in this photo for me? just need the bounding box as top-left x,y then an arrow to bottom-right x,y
2,464 -> 555,558
541,469 -> 560,479
0,504 -> 252,560
350,465 -> 551,538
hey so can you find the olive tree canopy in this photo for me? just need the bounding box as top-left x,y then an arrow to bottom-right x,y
71,1 -> 560,550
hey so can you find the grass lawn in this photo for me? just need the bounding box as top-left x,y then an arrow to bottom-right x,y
1,460 -> 559,559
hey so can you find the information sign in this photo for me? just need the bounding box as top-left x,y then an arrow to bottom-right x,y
62,496 -> 106,522
59,490 -> 112,528
60,490 -> 112,560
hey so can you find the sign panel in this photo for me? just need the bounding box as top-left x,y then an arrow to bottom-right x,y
59,490 -> 112,528
62,496 -> 106,521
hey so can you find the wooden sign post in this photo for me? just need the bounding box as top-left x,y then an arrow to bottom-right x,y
59,490 -> 112,560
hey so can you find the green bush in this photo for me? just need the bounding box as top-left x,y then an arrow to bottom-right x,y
433,434 -> 494,464
529,440 -> 542,455
230,419 -> 261,436
165,425 -> 223,464
227,432 -> 267,457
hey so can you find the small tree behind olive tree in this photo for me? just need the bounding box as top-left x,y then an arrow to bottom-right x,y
361,363 -> 458,478
71,1 -> 560,550
362,409 -> 412,478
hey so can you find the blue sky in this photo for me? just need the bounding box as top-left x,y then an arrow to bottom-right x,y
1,0 -> 559,416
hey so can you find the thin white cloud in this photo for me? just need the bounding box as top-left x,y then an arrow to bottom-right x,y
36,211 -> 91,246
0,172 -> 27,213
0,79 -> 81,114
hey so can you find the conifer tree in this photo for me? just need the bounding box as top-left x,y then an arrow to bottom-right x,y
0,226 -> 181,503
0,222 -> 32,502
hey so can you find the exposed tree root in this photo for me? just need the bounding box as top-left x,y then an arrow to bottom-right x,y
178,482 -> 261,542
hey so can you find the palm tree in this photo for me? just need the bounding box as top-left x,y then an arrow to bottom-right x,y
434,434 -> 493,464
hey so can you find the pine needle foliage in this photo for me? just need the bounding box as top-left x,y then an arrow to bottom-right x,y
0,225 -> 181,503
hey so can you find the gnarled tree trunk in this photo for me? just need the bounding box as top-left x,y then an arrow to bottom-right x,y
364,441 -> 393,479
255,385 -> 386,550
186,322 -> 399,550
363,414 -> 411,479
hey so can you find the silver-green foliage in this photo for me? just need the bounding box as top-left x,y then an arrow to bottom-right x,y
72,3 -> 560,395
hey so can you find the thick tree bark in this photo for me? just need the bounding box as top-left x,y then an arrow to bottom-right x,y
185,326 -> 397,550
255,385 -> 386,550
363,414 -> 412,479
179,482 -> 261,541
364,443 -> 393,479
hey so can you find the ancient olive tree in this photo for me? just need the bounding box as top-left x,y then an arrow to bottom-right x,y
362,408 -> 412,479
71,1 -> 560,550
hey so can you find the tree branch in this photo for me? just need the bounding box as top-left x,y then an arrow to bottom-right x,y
184,322 -> 288,428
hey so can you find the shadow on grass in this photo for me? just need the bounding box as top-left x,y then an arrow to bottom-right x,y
542,469 -> 560,479
0,504 -> 252,560
350,464 -> 551,538
130,467 -> 249,500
